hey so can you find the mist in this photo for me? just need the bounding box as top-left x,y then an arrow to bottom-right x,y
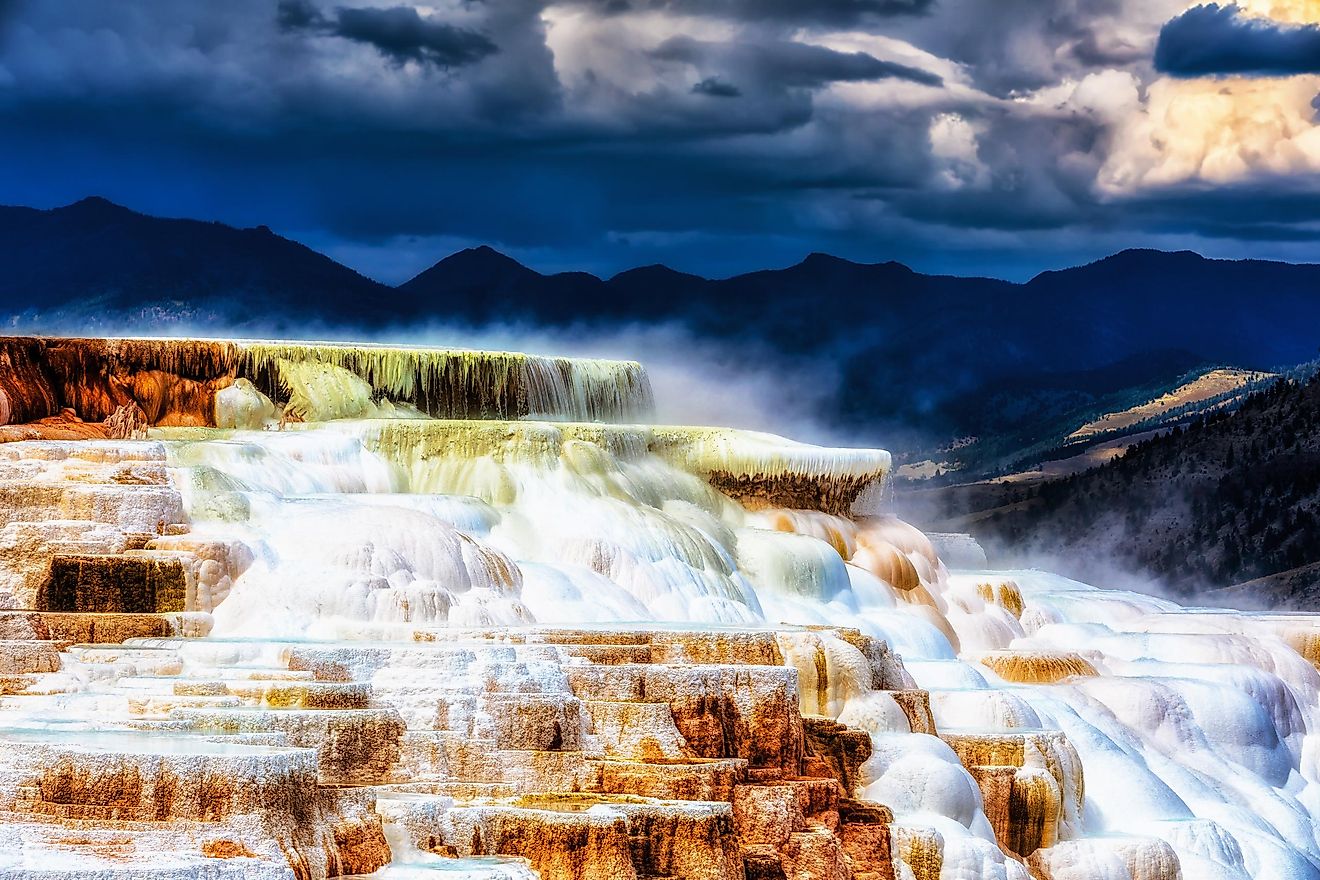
17,311 -> 930,451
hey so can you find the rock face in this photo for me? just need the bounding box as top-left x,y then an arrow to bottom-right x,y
43,554 -> 187,613
0,337 -> 656,428
0,440 -> 187,610
0,337 -> 236,427
0,337 -> 1316,880
1,729 -> 389,879
0,625 -> 908,880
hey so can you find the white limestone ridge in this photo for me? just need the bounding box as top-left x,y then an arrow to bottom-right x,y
0,337 -> 1316,880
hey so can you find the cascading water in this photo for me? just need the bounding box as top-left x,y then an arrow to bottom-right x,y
0,337 -> 1318,880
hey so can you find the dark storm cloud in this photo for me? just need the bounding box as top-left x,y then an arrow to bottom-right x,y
276,0 -> 322,30
881,0 -> 1166,96
1,0 -> 1318,280
1183,222 -> 1320,242
1069,28 -> 1148,67
563,0 -> 935,27
692,77 -> 741,97
277,1 -> 498,69
1122,183 -> 1320,231
652,37 -> 943,89
1155,3 -> 1320,77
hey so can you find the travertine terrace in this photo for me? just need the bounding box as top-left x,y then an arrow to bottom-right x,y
0,336 -> 1318,880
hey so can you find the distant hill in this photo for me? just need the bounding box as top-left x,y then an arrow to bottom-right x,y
7,198 -> 1320,465
927,349 -> 1213,475
913,375 -> 1320,609
0,197 -> 390,326
1065,367 -> 1273,443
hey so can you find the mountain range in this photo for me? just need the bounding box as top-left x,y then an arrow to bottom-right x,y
6,197 -> 1320,465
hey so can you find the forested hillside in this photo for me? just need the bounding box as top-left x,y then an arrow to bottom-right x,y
961,376 -> 1320,608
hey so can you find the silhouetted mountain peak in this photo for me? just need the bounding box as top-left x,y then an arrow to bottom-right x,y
0,196 -> 389,323
453,245 -> 535,273
60,196 -> 138,221
1031,248 -> 1209,283
788,253 -> 920,280
799,252 -> 856,269
1100,248 -> 1204,267
608,264 -> 708,285
67,195 -> 119,209
402,245 -> 541,294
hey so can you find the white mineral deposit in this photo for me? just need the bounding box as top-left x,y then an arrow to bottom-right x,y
0,338 -> 1315,880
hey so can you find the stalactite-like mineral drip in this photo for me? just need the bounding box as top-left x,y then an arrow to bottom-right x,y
0,337 -> 657,429
0,338 -> 63,426
237,340 -> 654,422
650,427 -> 890,515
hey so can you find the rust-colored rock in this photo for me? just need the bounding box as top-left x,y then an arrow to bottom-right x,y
202,839 -> 257,859
838,800 -> 896,880
598,757 -> 748,802
169,707 -> 406,785
42,553 -> 187,613
802,716 -> 872,797
0,609 -> 207,642
977,650 -> 1097,685
644,665 -> 805,774
0,410 -> 110,442
707,471 -> 878,517
889,689 -> 937,735
0,339 -> 62,425
105,402 -> 149,440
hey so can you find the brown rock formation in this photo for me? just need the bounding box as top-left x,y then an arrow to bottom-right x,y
0,441 -> 187,610
0,337 -> 237,427
0,732 -> 389,878
41,553 -> 187,613
707,471 -> 880,517
105,403 -> 149,440
977,650 -> 1098,685
0,336 -> 658,430
0,410 -> 110,442
0,339 -> 64,425
941,730 -> 1084,860
802,716 -> 872,797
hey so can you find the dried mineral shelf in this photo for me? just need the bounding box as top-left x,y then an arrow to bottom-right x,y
0,336 -> 655,426
282,419 -> 892,515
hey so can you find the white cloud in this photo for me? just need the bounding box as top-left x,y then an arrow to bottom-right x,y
1237,0 -> 1320,24
1100,74 -> 1320,192
929,113 -> 990,189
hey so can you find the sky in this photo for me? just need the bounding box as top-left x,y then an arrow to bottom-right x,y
3,0 -> 1320,282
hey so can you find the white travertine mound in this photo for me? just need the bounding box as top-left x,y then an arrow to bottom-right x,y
213,378 -> 278,431
0,340 -> 1316,880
